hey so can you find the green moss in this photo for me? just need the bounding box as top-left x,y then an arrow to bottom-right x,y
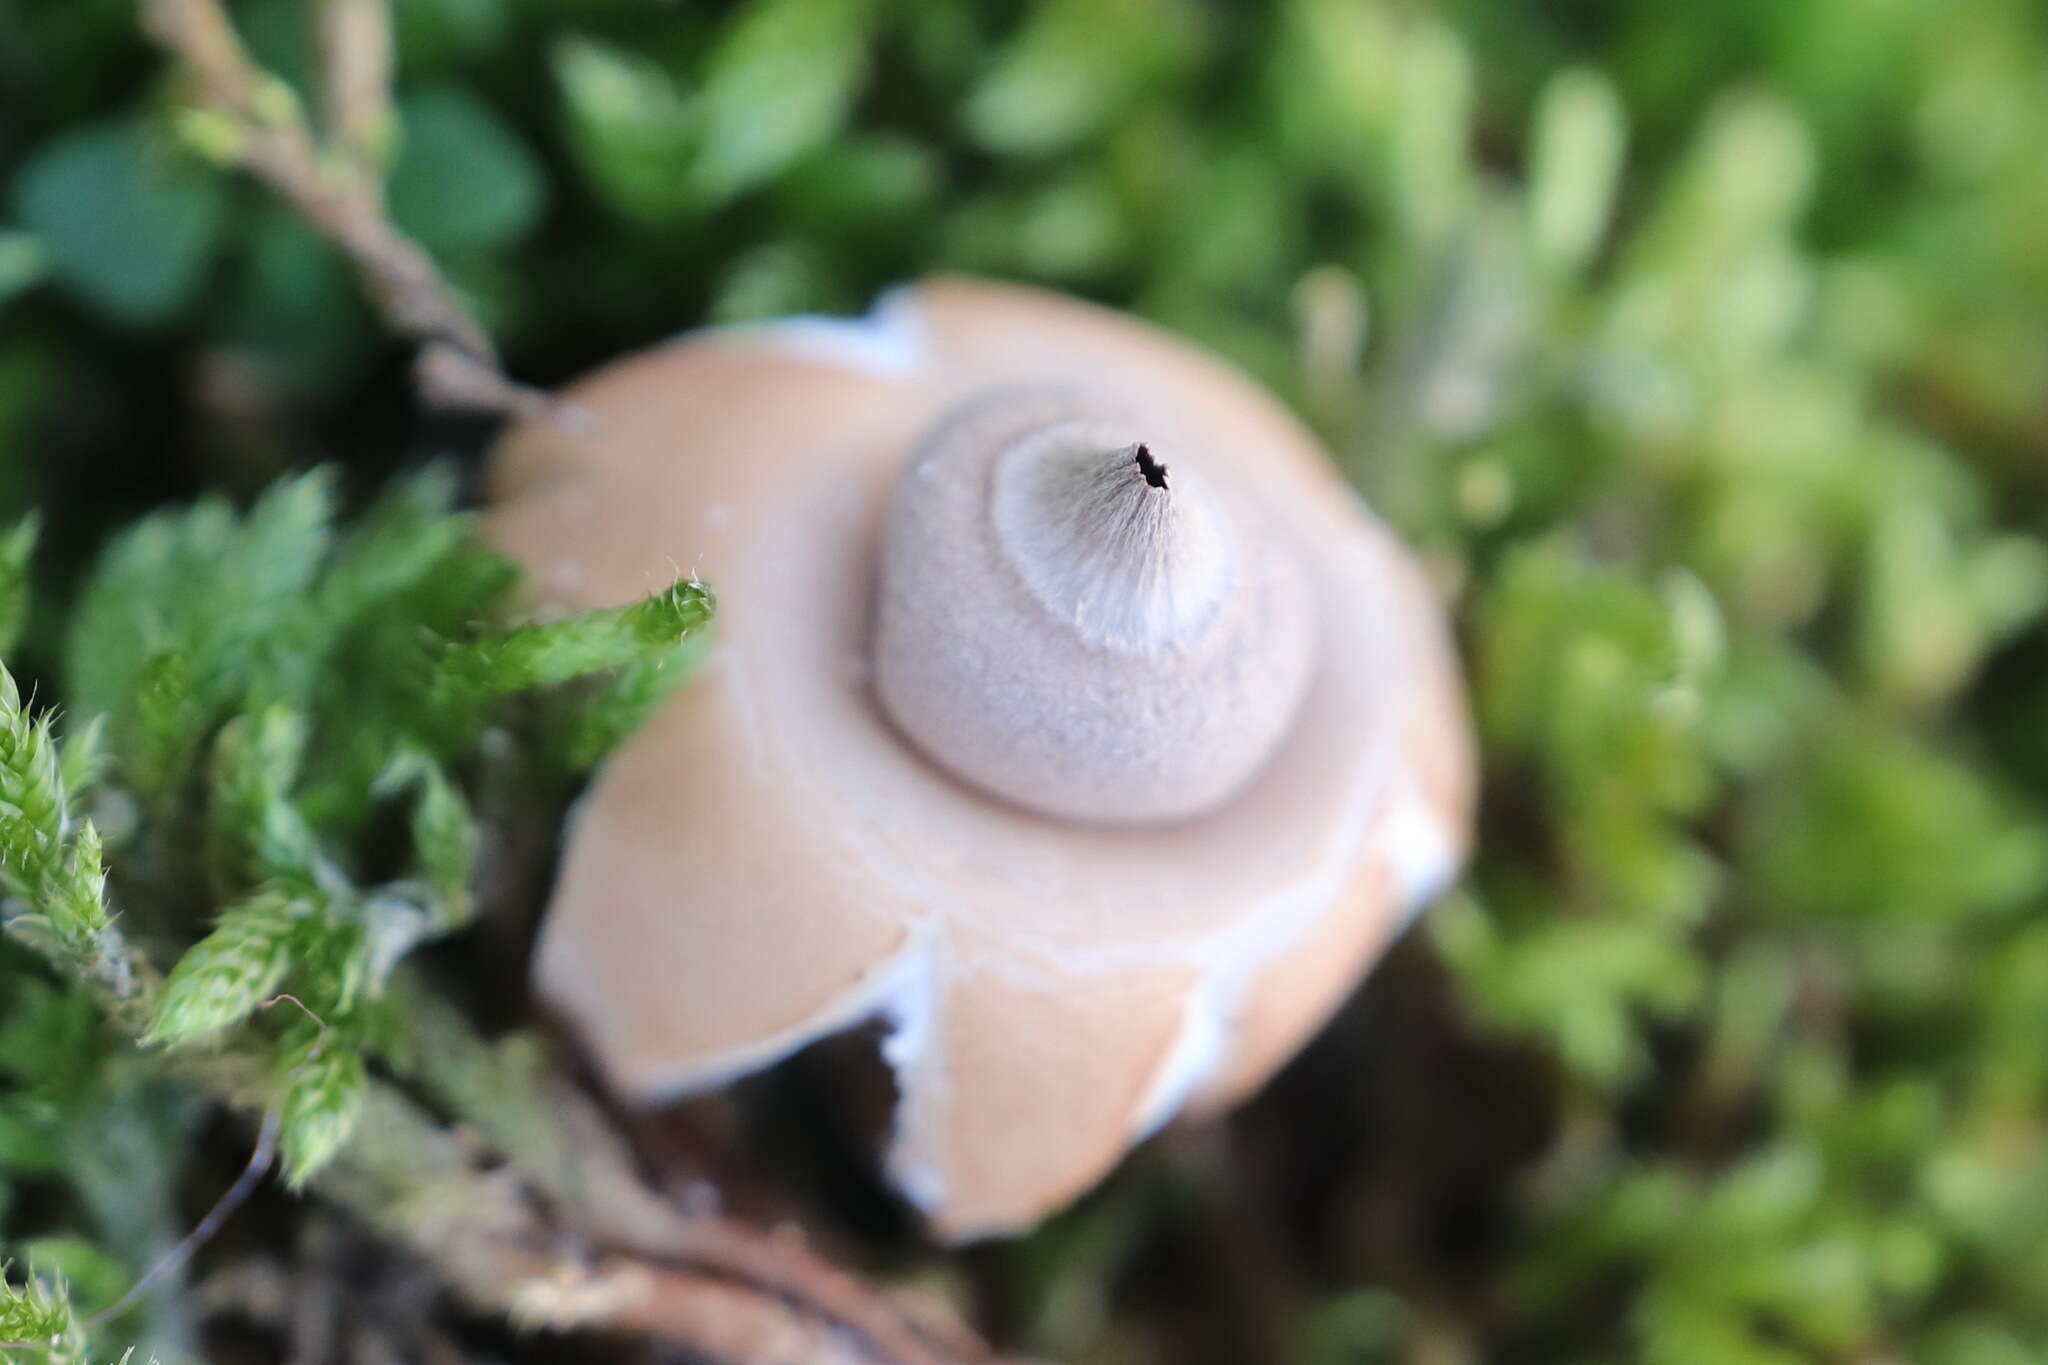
7,0 -> 2048,1360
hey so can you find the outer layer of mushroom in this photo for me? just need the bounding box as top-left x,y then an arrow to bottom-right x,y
488,278 -> 1476,1241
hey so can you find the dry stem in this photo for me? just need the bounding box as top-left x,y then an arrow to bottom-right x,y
335,1078 -> 1015,1365
316,0 -> 392,210
139,0 -> 559,422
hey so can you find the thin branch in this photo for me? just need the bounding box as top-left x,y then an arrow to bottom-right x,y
25,1002 -> 298,1336
415,343 -> 585,431
657,1216 -> 1003,1365
138,0 -> 557,421
328,1080 -> 1027,1365
393,985 -> 1023,1365
316,0 -> 392,209
86,1105 -> 281,1329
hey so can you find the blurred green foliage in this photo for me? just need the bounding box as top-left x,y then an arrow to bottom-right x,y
4,0 -> 2048,1362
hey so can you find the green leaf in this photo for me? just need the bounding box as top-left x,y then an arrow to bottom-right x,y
688,0 -> 875,205
55,716 -> 105,815
206,707 -> 338,894
1436,903 -> 1705,1089
145,889 -> 302,1046
375,752 -> 476,926
1528,67 -> 1628,276
279,1039 -> 366,1189
434,577 -> 714,709
1745,722 -> 2048,922
776,133 -> 939,237
128,648 -> 203,802
0,1266 -> 69,1344
51,822 -> 109,947
707,240 -> 843,323
0,514 -> 36,659
13,1237 -> 125,1319
965,0 -> 1191,157
387,86 -> 546,252
551,35 -> 699,225
66,471 -> 338,795
316,466 -> 472,619
408,770 -> 474,919
1478,541 -> 1716,817
392,0 -> 511,69
551,630 -> 711,772
295,473 -> 515,828
0,231 -> 46,312
0,666 -> 102,945
9,117 -> 227,325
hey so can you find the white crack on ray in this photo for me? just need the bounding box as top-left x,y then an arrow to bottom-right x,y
1131,962 -> 1233,1138
619,930 -> 926,1102
877,939 -> 948,1215
689,285 -> 931,378
1383,787 -> 1461,929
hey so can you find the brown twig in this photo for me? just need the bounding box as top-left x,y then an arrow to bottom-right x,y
9,996 -> 314,1345
392,985 -> 1023,1365
329,1077 -> 1028,1365
316,0 -> 392,210
88,1104 -> 282,1330
138,0 -> 557,422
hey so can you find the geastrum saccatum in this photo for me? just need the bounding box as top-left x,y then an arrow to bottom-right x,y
488,278 -> 1476,1241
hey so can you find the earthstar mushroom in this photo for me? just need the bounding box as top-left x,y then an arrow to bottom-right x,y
488,278 -> 1476,1241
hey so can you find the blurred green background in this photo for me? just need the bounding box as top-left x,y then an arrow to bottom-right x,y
6,0 -> 2048,1362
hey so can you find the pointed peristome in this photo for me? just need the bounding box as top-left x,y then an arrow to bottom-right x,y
875,391 -> 1318,825
1134,443 -> 1169,489
988,427 -> 1230,656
